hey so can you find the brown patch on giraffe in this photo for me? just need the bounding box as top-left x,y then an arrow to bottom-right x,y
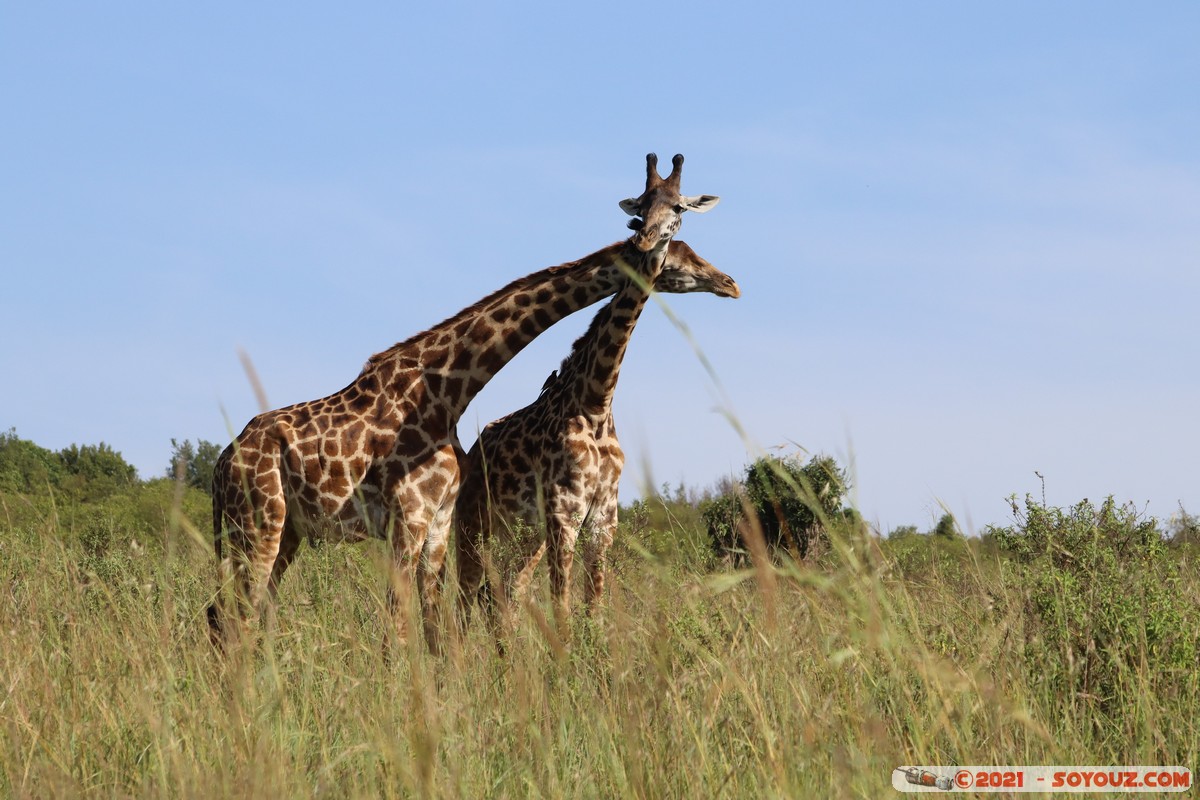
302,457 -> 322,485
421,471 -> 448,497
474,347 -> 506,376
503,327 -> 524,354
371,397 -> 400,429
449,348 -> 474,372
321,469 -> 350,499
348,390 -> 373,413
613,294 -> 639,312
366,431 -> 393,459
344,419 -> 365,443
423,346 -> 449,366
394,425 -> 427,457
468,322 -> 491,347
358,372 -> 379,393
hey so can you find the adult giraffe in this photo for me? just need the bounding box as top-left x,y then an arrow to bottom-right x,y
208,153 -> 717,652
455,239 -> 739,644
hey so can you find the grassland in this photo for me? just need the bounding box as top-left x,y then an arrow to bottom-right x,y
2,479 -> 1197,798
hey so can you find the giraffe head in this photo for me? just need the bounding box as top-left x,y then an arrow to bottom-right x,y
619,153 -> 719,253
656,240 -> 741,298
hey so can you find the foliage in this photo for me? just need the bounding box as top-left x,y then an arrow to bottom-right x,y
2,477 -> 1197,797
0,428 -> 63,493
986,495 -> 1198,723
167,438 -> 224,494
0,429 -> 137,501
1,431 -> 1199,795
931,512 -> 961,539
702,453 -> 850,563
1165,505 -> 1200,548
697,491 -> 744,562
58,441 -> 139,501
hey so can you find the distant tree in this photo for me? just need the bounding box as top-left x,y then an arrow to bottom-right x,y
58,442 -> 138,483
889,524 -> 919,539
744,453 -> 848,559
700,491 -> 745,564
1164,505 -> 1200,549
57,442 -> 138,500
168,438 -> 223,494
0,428 -> 63,493
932,513 -> 962,539
705,453 -> 851,563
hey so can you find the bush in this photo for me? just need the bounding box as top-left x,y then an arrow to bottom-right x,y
58,442 -> 138,501
987,495 -> 1198,720
702,453 -> 850,564
0,428 -> 63,493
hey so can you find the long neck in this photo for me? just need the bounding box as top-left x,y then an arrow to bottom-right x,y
554,249 -> 665,416
363,241 -> 643,421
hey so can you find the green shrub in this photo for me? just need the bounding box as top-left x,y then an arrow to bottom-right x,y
987,495 -> 1198,720
702,453 -> 850,563
0,428 -> 63,493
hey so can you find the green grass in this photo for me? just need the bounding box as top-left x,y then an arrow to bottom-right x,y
3,489 -> 1197,799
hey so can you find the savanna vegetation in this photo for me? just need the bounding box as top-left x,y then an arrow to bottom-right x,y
1,428 -> 1197,797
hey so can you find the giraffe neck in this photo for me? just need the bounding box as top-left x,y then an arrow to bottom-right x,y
551,248 -> 666,417
361,240 -> 653,422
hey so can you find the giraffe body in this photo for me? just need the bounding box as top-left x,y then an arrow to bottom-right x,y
209,153 -> 717,652
455,239 -> 739,643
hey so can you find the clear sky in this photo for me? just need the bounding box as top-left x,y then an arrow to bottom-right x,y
2,3 -> 1197,533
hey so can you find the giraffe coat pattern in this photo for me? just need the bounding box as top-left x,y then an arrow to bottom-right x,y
455,237 -> 737,644
208,153 -> 718,653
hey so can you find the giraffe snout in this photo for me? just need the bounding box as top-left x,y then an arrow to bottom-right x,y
716,277 -> 741,299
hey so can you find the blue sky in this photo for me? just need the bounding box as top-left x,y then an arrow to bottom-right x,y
2,3 -> 1197,532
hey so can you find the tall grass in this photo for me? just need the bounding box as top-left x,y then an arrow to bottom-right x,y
3,494 -> 1197,798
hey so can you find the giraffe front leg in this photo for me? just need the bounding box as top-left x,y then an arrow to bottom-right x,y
383,501 -> 424,653
386,541 -> 420,653
418,497 -> 455,656
454,502 -> 490,637
384,469 -> 451,654
582,493 -> 618,612
546,511 -> 580,644
505,537 -> 547,636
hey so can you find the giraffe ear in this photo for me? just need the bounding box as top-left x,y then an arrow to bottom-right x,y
619,197 -> 641,216
681,194 -> 720,213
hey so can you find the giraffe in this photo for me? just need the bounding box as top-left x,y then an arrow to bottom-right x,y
454,237 -> 739,646
207,153 -> 718,653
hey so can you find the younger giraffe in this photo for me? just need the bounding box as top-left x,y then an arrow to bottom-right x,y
455,238 -> 739,645
208,153 -> 717,653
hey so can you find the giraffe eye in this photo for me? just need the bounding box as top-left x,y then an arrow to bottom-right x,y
674,204 -> 685,214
